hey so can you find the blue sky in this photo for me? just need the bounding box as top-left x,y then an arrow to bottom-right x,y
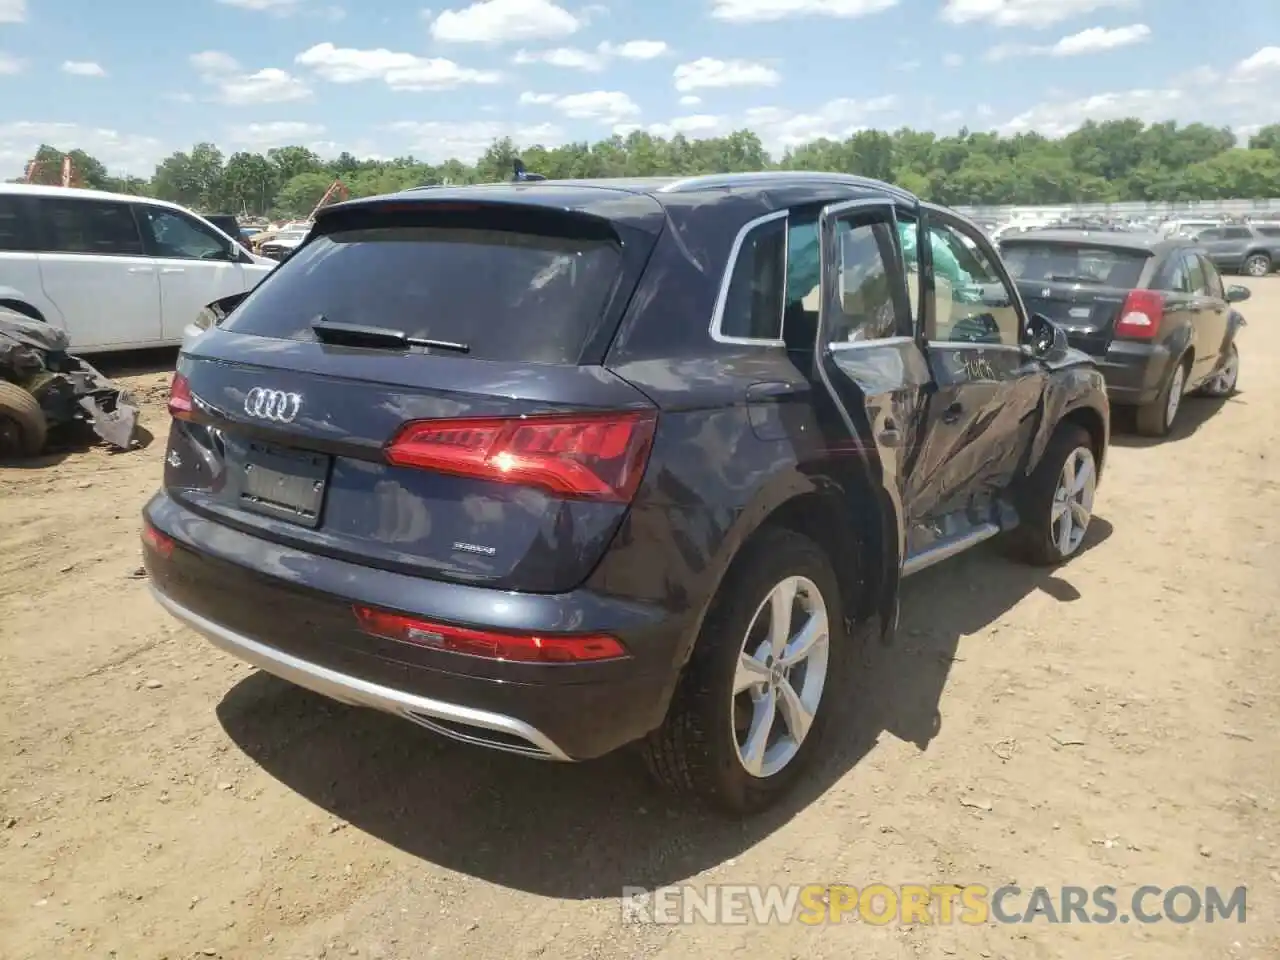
0,0 -> 1277,176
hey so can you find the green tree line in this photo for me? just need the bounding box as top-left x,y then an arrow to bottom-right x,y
17,119 -> 1280,218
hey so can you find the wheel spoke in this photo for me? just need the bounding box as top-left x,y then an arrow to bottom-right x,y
1072,457 -> 1095,495
1051,497 -> 1069,522
780,609 -> 827,667
768,578 -> 797,658
1056,506 -> 1073,551
1070,502 -> 1090,529
775,677 -> 813,744
740,688 -> 776,776
733,652 -> 771,694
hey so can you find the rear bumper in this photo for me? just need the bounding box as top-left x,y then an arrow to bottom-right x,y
142,492 -> 687,761
1088,340 -> 1175,407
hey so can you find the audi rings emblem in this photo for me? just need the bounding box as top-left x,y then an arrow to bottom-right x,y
244,387 -> 303,423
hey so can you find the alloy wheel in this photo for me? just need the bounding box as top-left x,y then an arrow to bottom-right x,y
1051,446 -> 1096,557
731,575 -> 830,779
1245,255 -> 1270,278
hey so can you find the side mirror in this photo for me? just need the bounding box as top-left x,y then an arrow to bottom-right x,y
1226,284 -> 1251,303
1024,312 -> 1068,359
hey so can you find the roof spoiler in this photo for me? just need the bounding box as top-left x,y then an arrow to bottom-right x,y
512,158 -> 546,182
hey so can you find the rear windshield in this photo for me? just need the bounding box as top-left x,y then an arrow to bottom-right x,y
1000,242 -> 1148,288
221,225 -> 622,363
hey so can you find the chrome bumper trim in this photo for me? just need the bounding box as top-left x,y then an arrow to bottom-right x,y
150,586 -> 572,762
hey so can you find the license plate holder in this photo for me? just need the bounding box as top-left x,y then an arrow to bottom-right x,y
237,441 -> 330,527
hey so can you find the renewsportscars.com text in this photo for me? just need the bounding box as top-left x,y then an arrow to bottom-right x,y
621,884 -> 1247,926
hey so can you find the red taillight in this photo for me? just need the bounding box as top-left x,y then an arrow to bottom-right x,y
352,605 -> 628,663
168,373 -> 193,419
1115,290 -> 1164,340
384,411 -> 657,502
141,521 -> 174,558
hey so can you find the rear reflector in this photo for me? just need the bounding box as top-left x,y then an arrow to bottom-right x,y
168,373 -> 194,419
352,605 -> 628,663
384,410 -> 657,502
1115,290 -> 1164,340
141,520 -> 174,558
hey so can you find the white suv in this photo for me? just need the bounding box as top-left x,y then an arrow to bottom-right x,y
0,183 -> 276,353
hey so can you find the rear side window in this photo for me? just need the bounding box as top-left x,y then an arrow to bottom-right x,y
718,216 -> 786,341
39,198 -> 144,256
1000,242 -> 1148,288
1222,227 -> 1252,240
1257,226 -> 1280,238
0,195 -> 35,251
221,225 -> 622,364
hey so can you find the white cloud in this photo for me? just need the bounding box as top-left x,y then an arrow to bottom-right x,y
942,0 -> 1136,28
217,0 -> 301,8
673,57 -> 780,92
554,90 -> 639,122
430,0 -> 580,43
512,39 -> 669,70
597,40 -> 669,60
296,42 -> 501,89
741,94 -> 897,151
943,52 -> 964,67
61,60 -> 107,77
220,69 -> 312,105
1234,46 -> 1280,76
0,52 -> 23,74
643,114 -> 727,138
0,0 -> 25,22
986,22 -> 1150,60
512,39 -> 670,70
226,121 -> 326,148
711,0 -> 895,23
994,50 -> 1280,140
190,50 -> 312,104
1051,23 -> 1150,55
189,50 -> 242,73
519,89 -> 640,123
0,121 -> 165,177
386,119 -> 565,162
679,94 -> 701,106
513,47 -> 604,70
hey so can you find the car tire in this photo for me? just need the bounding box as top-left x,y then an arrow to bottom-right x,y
1135,354 -> 1189,438
1010,423 -> 1097,566
641,527 -> 847,816
1194,342 -> 1239,398
0,381 -> 47,458
1243,253 -> 1271,278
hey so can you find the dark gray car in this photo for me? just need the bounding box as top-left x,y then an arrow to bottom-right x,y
1192,224 -> 1280,277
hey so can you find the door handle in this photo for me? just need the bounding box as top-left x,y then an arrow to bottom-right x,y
746,381 -> 807,402
127,266 -> 153,274
941,401 -> 963,424
161,268 -> 186,275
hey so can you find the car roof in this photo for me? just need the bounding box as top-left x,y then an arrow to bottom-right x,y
998,229 -> 1186,256
0,181 -> 196,217
320,171 -> 919,233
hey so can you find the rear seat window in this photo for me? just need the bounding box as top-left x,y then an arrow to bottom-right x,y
221,225 -> 623,364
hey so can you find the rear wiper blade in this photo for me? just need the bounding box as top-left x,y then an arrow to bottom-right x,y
311,318 -> 470,353
1046,274 -> 1104,285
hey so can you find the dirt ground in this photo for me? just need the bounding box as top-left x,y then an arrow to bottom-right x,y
2,281 -> 1277,960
